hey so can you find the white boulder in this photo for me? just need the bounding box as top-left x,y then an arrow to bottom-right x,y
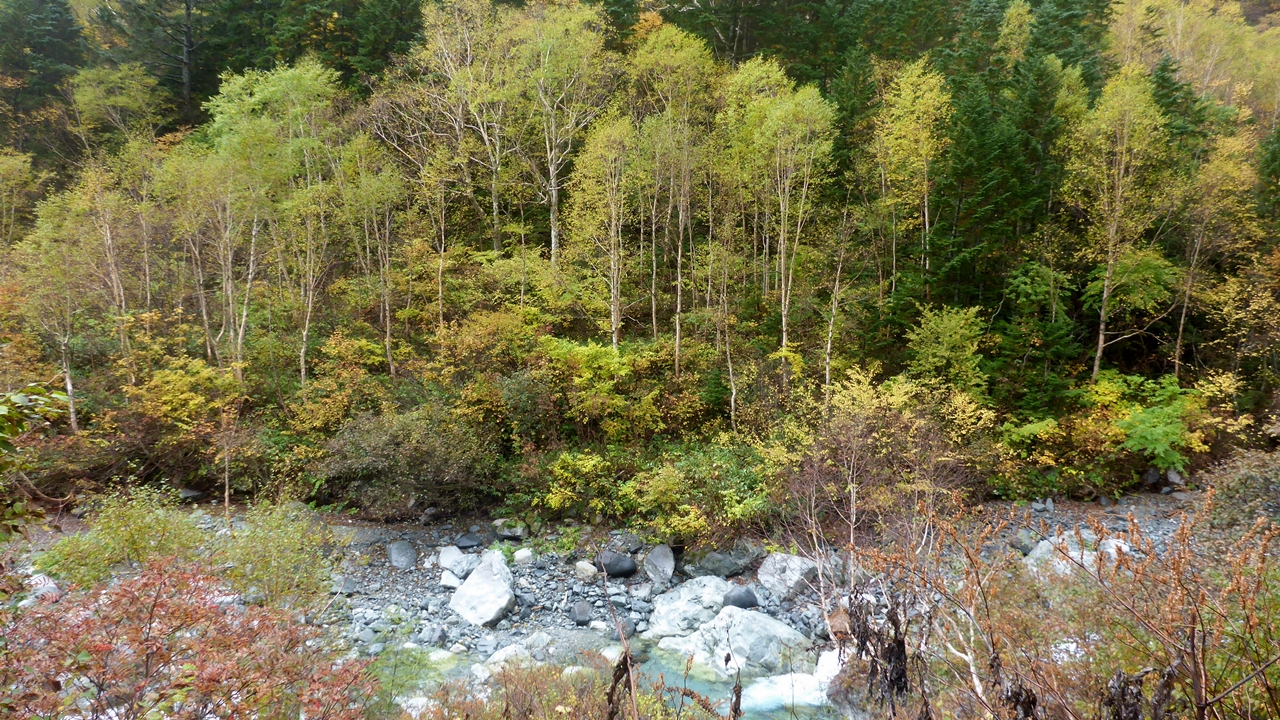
642,576 -> 731,639
757,553 -> 817,599
439,546 -> 482,579
656,605 -> 810,679
449,551 -> 516,627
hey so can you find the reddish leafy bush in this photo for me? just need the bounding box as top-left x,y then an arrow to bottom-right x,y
0,561 -> 374,719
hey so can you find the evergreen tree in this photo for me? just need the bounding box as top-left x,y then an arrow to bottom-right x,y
0,0 -> 84,147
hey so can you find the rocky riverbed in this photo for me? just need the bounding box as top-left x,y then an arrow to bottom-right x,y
17,489 -> 1203,719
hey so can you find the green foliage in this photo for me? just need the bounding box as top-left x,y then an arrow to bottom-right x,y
625,443 -> 772,542
906,305 -> 987,396
995,372 -> 1211,498
215,502 -> 335,607
538,449 -> 620,519
317,404 -> 500,517
35,487 -> 203,586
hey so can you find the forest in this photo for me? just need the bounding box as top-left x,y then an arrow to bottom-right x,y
4,0 -> 1280,718
1,0 -> 1279,528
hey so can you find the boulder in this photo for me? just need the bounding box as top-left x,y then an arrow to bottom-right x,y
595,550 -> 637,577
513,547 -> 535,564
486,644 -> 532,671
741,673 -> 827,713
438,546 -> 481,579
723,585 -> 758,609
455,533 -> 484,549
757,553 -> 817,599
386,540 -> 418,571
644,544 -> 676,585
574,560 -> 599,582
684,542 -> 765,578
657,606 -> 810,679
1166,469 -> 1186,487
449,551 -> 516,627
643,576 -> 731,639
569,600 -> 594,626
440,570 -> 463,588
492,518 -> 528,541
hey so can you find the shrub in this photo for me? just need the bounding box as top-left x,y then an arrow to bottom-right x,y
1202,449 -> 1280,529
317,404 -> 500,518
538,449 -> 621,520
0,562 -> 374,719
215,502 -> 336,608
35,487 -> 203,586
994,371 -> 1218,498
626,443 -> 773,543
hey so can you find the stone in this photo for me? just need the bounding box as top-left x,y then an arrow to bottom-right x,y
471,664 -> 491,682
741,673 -> 828,713
331,576 -> 358,595
438,546 -> 481,579
487,644 -> 532,671
1143,467 -> 1163,488
643,544 -> 676,585
595,550 -> 637,577
428,649 -> 456,664
599,646 -> 625,667
440,570 -> 463,588
632,583 -> 654,602
610,618 -> 637,640
723,585 -> 759,609
574,560 -> 600,582
357,627 -> 377,643
656,606 -> 810,679
1009,529 -> 1038,556
1166,469 -> 1185,486
387,540 -> 418,570
1045,497 -> 1055,512
643,576 -> 731,639
455,533 -> 484,549
492,518 -> 528,541
421,625 -> 448,646
177,488 -> 206,503
757,553 -> 818,600
569,600 -> 594,625
684,542 -> 765,578
449,551 -> 516,627
513,547 -> 535,564
590,620 -> 609,632
1031,501 -> 1047,512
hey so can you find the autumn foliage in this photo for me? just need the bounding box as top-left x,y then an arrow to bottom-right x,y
0,562 -> 374,719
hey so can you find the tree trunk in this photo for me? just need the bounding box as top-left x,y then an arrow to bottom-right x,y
60,340 -> 78,433
1091,260 -> 1114,381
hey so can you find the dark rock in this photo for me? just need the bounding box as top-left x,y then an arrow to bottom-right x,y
516,591 -> 538,607
609,618 -> 637,640
386,540 -> 418,570
455,533 -> 484,549
595,550 -> 637,577
684,542 -> 765,578
1099,495 -> 1113,507
723,585 -> 758,609
331,576 -> 358,595
569,600 -> 594,626
1143,467 -> 1162,488
1161,485 -> 1175,495
422,625 -> 448,646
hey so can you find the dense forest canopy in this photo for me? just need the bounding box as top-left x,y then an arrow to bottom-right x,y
3,0 -> 1280,531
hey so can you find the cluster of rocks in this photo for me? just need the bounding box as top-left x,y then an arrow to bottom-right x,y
326,519 -> 845,682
